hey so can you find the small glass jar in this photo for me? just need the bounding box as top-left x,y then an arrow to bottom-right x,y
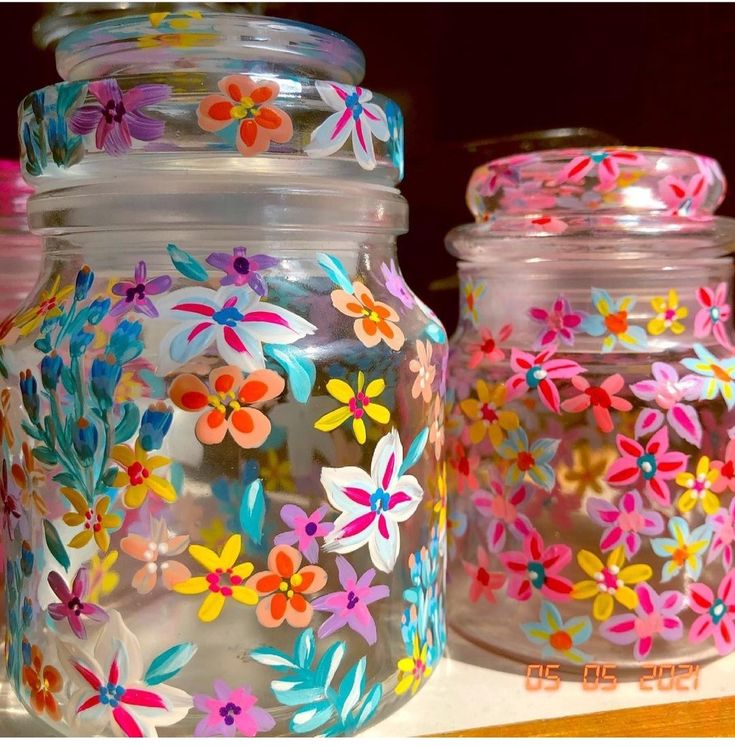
446,147 -> 735,670
6,13 -> 447,737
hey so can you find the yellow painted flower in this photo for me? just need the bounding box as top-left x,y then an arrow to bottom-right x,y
432,461 -> 448,536
314,371 -> 390,445
174,534 -> 257,622
395,634 -> 432,695
571,546 -> 652,621
260,450 -> 296,493
676,455 -> 721,514
461,280 -> 485,327
111,441 -> 176,509
560,442 -> 609,495
199,517 -> 228,552
648,289 -> 688,336
61,489 -> 121,552
15,276 -> 73,336
87,551 -> 119,604
149,10 -> 203,28
11,442 -> 47,515
459,381 -> 519,447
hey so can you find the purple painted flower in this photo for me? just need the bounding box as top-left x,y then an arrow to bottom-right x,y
380,258 -> 414,309
599,582 -> 685,661
707,496 -> 735,570
110,261 -> 172,318
206,247 -> 278,296
47,567 -> 108,639
312,556 -> 389,644
193,679 -> 274,737
273,504 -> 333,563
69,79 -> 171,156
528,295 -> 584,349
587,490 -> 664,559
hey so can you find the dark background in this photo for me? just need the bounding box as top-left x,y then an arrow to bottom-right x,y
5,2 -> 735,332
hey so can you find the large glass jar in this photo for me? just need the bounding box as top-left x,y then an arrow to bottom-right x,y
6,13 -> 447,737
446,147 -> 735,672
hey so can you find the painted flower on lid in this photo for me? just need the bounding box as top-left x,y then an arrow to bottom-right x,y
557,149 -> 647,192
659,173 -> 707,217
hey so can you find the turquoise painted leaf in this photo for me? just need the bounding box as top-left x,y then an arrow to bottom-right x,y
399,426 -> 429,477
239,478 -> 265,544
270,675 -> 323,707
43,520 -> 70,571
166,243 -> 209,281
296,625 -> 316,669
144,642 -> 198,686
291,700 -> 336,735
317,252 -> 354,294
336,657 -> 366,723
423,322 -> 448,344
314,640 -> 346,689
114,402 -> 140,444
52,471 -> 83,491
353,683 -> 382,731
264,343 -> 316,404
250,646 -> 299,671
32,446 -> 58,466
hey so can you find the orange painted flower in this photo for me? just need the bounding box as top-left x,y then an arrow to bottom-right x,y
16,276 -> 73,336
169,365 -> 284,449
22,644 -> 62,721
197,74 -> 293,157
247,545 -> 327,628
11,441 -> 46,515
331,281 -> 405,351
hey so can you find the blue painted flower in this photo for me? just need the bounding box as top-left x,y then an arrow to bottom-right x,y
106,319 -> 144,364
651,516 -> 712,582
582,288 -> 648,352
40,352 -> 64,390
521,601 -> 593,664
74,265 -> 95,301
20,541 -> 34,577
496,428 -> 560,490
90,355 -> 122,409
681,344 -> 735,410
22,597 -> 33,627
72,417 -> 99,465
138,404 -> 173,451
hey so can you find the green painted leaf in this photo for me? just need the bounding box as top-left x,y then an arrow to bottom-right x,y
114,402 -> 140,444
167,243 -> 209,281
33,446 -> 58,466
144,642 -> 197,686
43,519 -> 70,571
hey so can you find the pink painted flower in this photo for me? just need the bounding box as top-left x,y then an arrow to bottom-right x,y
630,362 -> 703,447
688,569 -> 735,655
473,481 -> 533,553
528,295 -> 584,349
587,490 -> 664,559
713,435 -> 735,493
47,567 -> 108,639
694,283 -> 733,349
558,150 -> 647,192
448,441 -> 480,493
193,679 -> 274,737
506,346 -> 585,414
658,173 -> 707,216
606,427 -> 688,507
462,545 -> 505,603
528,215 -> 568,234
465,325 -> 512,369
498,530 -> 573,602
707,496 -> 735,570
312,556 -> 389,644
599,582 -> 685,661
561,373 -> 632,433
273,504 -> 333,564
409,340 -> 436,403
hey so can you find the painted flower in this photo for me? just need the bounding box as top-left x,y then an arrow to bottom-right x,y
158,285 -> 316,375
193,680 -> 274,737
461,280 -> 486,328
313,556 -> 389,644
561,373 -> 632,433
521,601 -> 592,664
707,496 -> 735,570
380,258 -> 414,309
582,288 -> 648,352
62,489 -> 122,551
11,442 -> 46,515
713,435 -> 735,493
647,289 -> 688,336
205,246 -> 278,296
682,344 -> 735,410
197,74 -> 293,157
22,645 -> 63,720
558,149 -> 647,191
69,80 -> 171,156
87,551 -> 119,604
606,427 -> 688,507
659,173 -> 707,216
246,545 -> 327,628
330,281 -> 404,351
321,428 -> 424,572
120,517 -> 191,595
428,394 -> 444,460
60,611 -> 192,736
506,346 -> 584,414
16,275 -> 73,335
630,362 -> 703,447
473,482 -> 533,553
313,371 -> 390,445
496,428 -> 560,491
259,449 -> 295,493
306,81 -> 389,171
110,261 -> 171,318
528,295 -> 584,349
561,442 -> 609,495
462,545 -> 505,603
174,534 -> 257,622
694,283 -> 733,348
0,458 -> 20,539
465,325 -> 511,368
169,365 -> 284,449
499,530 -> 573,602
448,441 -> 480,493
676,456 -> 722,514
651,516 -> 711,582
688,569 -> 735,655
273,504 -> 333,564
587,490 -> 664,559
395,634 -> 432,696
572,546 -> 652,621
599,582 -> 685,661
47,567 -> 108,639
111,442 -> 176,509
409,340 -> 436,402
460,381 -> 519,448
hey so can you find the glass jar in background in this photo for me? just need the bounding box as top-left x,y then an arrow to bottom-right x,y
446,147 -> 735,671
7,13 -> 447,737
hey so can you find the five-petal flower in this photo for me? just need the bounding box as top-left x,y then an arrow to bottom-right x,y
688,569 -> 735,655
47,567 -> 109,639
561,373 -> 632,433
330,282 -> 404,351
521,600 -> 592,664
651,516 -> 711,582
682,344 -> 735,410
